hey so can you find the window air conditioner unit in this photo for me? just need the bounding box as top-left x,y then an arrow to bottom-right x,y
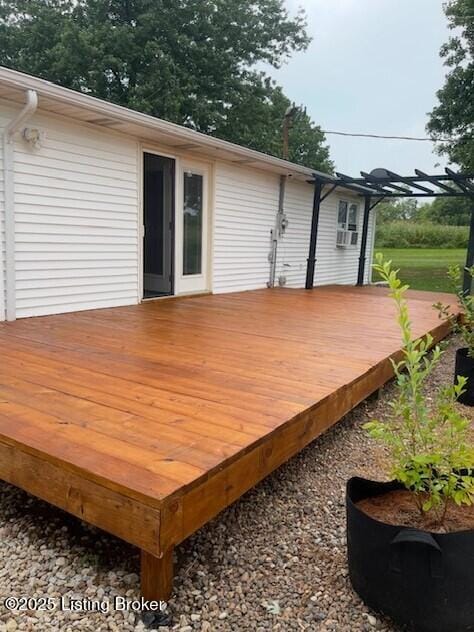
336,229 -> 358,248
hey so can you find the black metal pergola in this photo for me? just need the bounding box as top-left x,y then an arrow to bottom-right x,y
306,167 -> 474,293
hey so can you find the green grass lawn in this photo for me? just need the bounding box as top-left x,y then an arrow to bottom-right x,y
372,248 -> 466,293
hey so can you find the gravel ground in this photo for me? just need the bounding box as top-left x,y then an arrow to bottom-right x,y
0,336 -> 463,632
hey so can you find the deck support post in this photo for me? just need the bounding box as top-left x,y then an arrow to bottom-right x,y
357,195 -> 372,286
463,208 -> 474,295
141,548 -> 174,602
305,180 -> 323,289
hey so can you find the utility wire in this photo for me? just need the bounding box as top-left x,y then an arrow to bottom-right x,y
321,129 -> 465,142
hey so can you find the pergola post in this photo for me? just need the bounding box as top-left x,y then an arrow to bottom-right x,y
463,207 -> 474,295
357,195 -> 371,286
303,168 -> 473,293
305,180 -> 323,289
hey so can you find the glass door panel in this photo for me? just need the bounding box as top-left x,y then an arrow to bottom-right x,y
177,162 -> 209,294
183,173 -> 203,276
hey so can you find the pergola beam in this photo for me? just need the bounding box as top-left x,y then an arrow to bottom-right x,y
360,171 -> 409,195
445,167 -> 474,194
331,172 -> 472,187
320,184 -> 338,202
334,172 -> 380,196
414,168 -> 459,194
306,167 -> 474,293
384,169 -> 435,195
366,192 -> 468,198
310,169 -> 474,199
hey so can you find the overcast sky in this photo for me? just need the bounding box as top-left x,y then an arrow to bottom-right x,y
266,0 -> 451,176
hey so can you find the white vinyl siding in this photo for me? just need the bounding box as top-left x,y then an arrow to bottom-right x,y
1,96 -> 377,319
0,112 -> 5,319
10,108 -> 139,318
312,193 -> 360,286
274,178 -> 312,288
213,168 -> 376,292
213,162 -> 278,293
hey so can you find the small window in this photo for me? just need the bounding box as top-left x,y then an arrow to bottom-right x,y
337,200 -> 359,246
338,201 -> 348,227
347,204 -> 358,231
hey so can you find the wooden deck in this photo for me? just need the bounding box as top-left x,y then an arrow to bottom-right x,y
0,286 -> 457,600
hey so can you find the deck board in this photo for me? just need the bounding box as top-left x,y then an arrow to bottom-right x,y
0,286 -> 457,560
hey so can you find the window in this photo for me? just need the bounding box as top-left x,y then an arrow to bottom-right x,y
337,200 -> 359,246
183,172 -> 203,275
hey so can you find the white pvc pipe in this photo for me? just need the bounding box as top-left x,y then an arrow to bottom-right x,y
2,89 -> 38,321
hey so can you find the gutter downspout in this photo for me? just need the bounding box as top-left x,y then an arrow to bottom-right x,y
2,89 -> 38,321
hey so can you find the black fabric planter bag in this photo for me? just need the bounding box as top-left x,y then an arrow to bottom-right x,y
346,477 -> 474,632
455,347 -> 474,406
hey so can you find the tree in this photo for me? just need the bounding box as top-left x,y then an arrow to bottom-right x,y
420,197 -> 472,226
374,199 -> 421,224
427,0 -> 474,171
0,0 -> 333,172
217,82 -> 332,169
376,197 -> 471,227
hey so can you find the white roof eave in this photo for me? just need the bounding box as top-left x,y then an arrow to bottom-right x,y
0,66 -> 333,182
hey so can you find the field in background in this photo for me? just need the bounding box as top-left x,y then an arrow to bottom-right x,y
372,248 -> 465,293
375,222 -> 468,249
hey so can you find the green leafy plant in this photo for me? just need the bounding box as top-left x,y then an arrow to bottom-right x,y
375,221 -> 468,249
364,253 -> 474,526
434,265 -> 474,358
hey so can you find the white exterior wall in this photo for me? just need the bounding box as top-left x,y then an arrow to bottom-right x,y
312,191 -> 371,286
213,169 -> 376,292
275,182 -> 377,288
6,105 -> 140,318
1,97 -> 377,320
0,108 -> 6,317
274,178 -> 312,287
212,162 -> 279,293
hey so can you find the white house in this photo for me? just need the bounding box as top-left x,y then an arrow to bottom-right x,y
0,66 -> 376,321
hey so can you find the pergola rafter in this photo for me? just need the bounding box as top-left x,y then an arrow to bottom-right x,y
306,167 -> 474,293
359,171 -> 410,195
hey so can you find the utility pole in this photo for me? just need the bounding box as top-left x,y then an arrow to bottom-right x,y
282,104 -> 298,160
268,105 -> 300,288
